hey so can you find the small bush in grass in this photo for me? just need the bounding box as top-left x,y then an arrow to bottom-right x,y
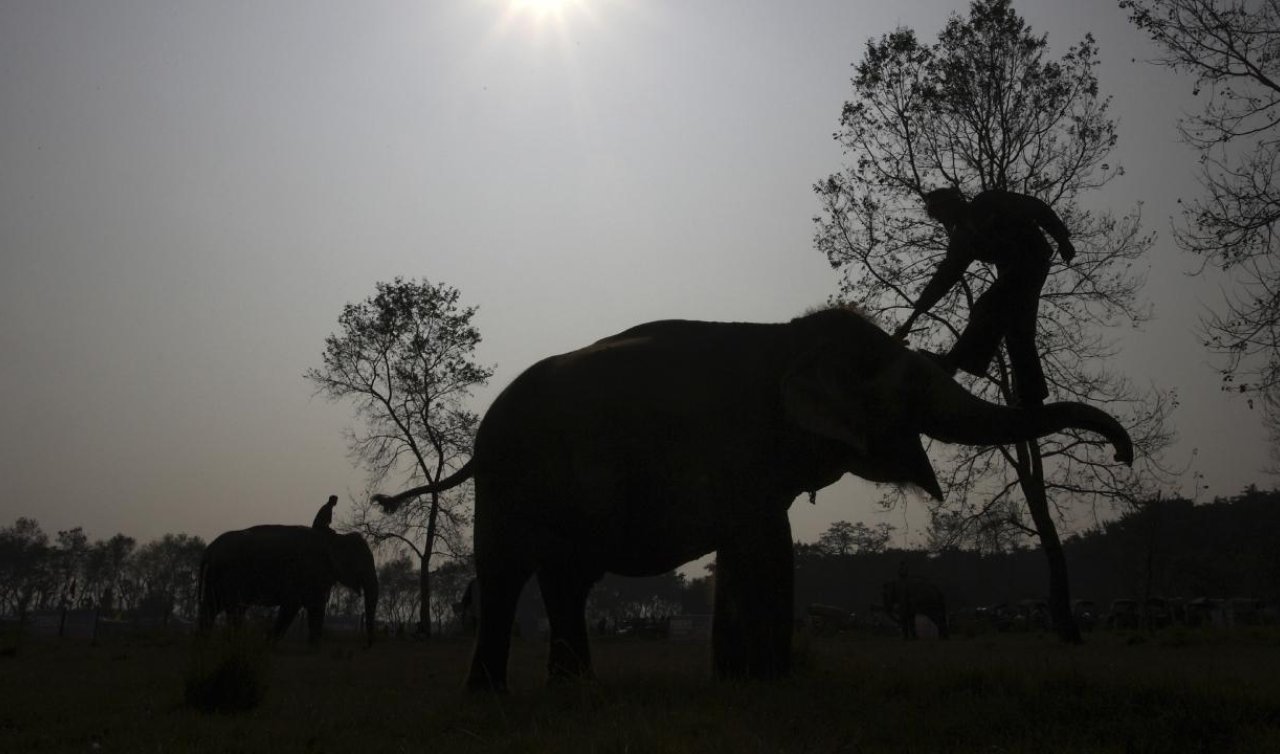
183,629 -> 271,713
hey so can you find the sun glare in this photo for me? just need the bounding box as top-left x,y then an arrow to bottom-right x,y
510,0 -> 577,19
489,0 -> 606,55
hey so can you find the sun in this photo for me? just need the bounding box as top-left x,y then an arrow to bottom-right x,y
509,0 -> 577,18
489,0 -> 600,48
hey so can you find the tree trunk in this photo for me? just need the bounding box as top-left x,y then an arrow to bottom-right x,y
418,552 -> 432,637
1015,438 -> 1082,644
417,490 -> 443,638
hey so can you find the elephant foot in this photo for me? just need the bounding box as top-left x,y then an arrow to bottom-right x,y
465,658 -> 509,694
546,638 -> 593,682
465,674 -> 508,694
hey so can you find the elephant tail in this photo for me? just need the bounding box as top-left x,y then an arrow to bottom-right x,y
372,459 -> 477,514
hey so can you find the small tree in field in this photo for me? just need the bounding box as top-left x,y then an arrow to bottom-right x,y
305,277 -> 492,637
814,0 -> 1174,641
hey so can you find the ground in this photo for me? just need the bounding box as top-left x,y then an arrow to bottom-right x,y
2,627 -> 1279,752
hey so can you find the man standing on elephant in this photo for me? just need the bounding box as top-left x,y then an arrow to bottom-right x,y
312,495 -> 338,531
893,187 -> 1075,406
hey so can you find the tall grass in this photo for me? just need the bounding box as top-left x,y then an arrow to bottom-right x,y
183,628 -> 272,713
2,630 -> 1278,752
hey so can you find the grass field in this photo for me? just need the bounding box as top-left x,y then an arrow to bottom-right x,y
3,627 -> 1279,753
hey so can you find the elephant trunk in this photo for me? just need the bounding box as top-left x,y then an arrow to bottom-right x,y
917,365 -> 1134,464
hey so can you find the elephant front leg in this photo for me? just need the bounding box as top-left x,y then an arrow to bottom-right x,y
304,602 -> 326,645
712,514 -> 794,680
196,597 -> 216,635
934,607 -> 950,639
272,603 -> 302,643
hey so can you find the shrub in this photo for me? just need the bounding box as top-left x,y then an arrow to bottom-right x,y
183,630 -> 270,713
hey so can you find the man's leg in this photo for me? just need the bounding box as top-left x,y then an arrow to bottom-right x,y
946,283 -> 1010,378
1005,290 -> 1049,406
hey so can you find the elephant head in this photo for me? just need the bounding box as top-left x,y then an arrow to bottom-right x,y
780,308 -> 1133,499
325,531 -> 379,647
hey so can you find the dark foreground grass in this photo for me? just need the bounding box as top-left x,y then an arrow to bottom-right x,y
183,630 -> 272,713
2,628 -> 1279,752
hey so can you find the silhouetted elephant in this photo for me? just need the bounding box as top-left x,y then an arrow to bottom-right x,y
807,604 -> 858,636
882,577 -> 949,639
197,525 -> 378,646
375,307 -> 1132,690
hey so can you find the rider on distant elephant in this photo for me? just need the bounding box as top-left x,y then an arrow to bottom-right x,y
312,495 -> 339,531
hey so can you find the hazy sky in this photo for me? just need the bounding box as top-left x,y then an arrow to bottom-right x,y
1,0 -> 1267,554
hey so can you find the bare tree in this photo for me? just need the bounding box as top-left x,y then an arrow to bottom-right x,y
130,533 -> 205,622
927,495 -> 1030,555
305,277 -> 491,637
375,552 -> 421,630
0,518 -> 49,618
814,0 -> 1175,641
83,534 -> 136,615
817,521 -> 895,556
1121,0 -> 1280,447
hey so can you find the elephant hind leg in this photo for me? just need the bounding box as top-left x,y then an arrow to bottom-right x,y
537,563 -> 601,683
466,563 -> 533,693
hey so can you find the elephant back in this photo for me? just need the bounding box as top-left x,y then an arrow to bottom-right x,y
203,525 -> 336,606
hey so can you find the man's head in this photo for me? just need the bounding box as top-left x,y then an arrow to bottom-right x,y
923,187 -> 966,226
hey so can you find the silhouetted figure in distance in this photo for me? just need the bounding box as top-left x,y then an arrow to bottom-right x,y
452,579 -> 478,635
894,187 -> 1075,406
312,495 -> 338,531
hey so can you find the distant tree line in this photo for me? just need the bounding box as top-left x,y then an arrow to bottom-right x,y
5,487 -> 1277,631
799,487 -> 1280,617
0,520 -> 204,624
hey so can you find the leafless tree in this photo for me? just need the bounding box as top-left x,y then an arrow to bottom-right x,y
305,277 -> 492,637
814,0 -> 1175,641
1121,0 -> 1280,446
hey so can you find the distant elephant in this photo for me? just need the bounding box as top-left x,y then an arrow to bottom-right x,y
882,577 -> 948,639
375,307 -> 1131,690
807,603 -> 858,636
197,525 -> 378,647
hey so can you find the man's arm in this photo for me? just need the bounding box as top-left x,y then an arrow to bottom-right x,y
893,242 -> 970,338
1013,193 -> 1075,261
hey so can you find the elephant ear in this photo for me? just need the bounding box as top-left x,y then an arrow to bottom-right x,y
780,346 -> 870,455
324,533 -> 360,592
781,345 -> 945,501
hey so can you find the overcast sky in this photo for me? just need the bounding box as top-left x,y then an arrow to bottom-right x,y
1,0 -> 1267,555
